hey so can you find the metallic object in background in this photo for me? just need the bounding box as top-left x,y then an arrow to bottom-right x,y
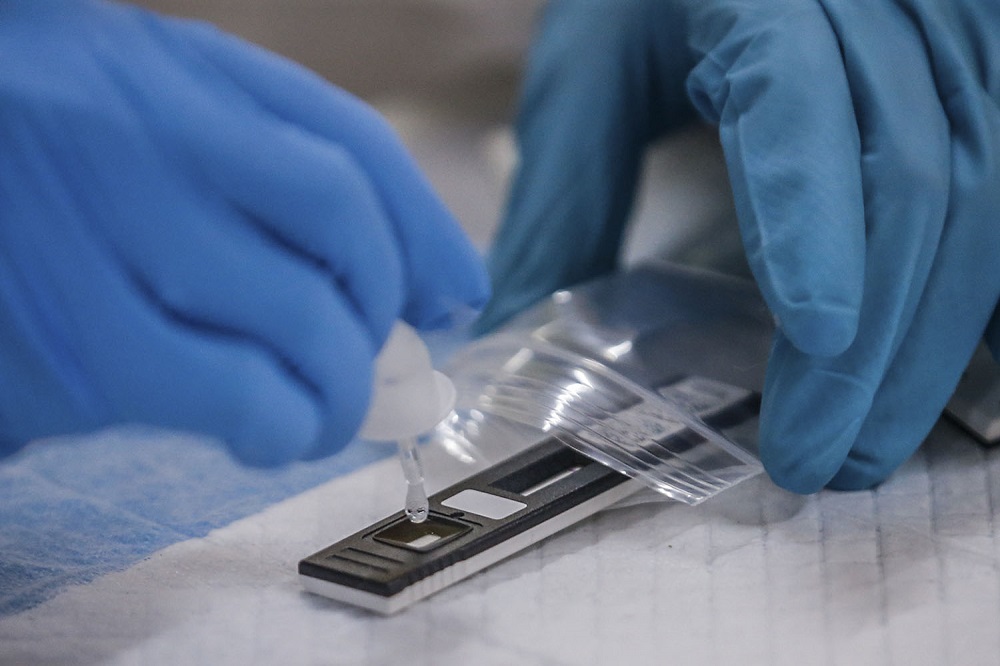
946,345 -> 1000,446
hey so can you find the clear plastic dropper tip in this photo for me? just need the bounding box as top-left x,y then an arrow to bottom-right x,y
397,436 -> 429,523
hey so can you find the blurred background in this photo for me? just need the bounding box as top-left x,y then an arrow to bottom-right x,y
135,1 -> 536,117
133,0 -> 541,251
133,0 -> 743,275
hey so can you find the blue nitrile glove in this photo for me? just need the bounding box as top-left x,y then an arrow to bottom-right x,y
479,0 -> 1000,491
0,0 -> 488,466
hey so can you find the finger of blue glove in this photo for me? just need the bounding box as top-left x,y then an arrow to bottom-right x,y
737,1 -> 953,491
0,150 -> 323,467
827,204 -> 1000,490
474,0 -> 698,333
825,5 -> 1000,489
170,18 -> 489,332
686,3 -> 865,359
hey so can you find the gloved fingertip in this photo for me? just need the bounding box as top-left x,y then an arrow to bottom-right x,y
225,388 -> 323,468
403,258 -> 491,330
461,266 -> 493,316
289,389 -> 370,462
824,460 -> 892,491
760,427 -> 858,494
401,238 -> 490,330
303,362 -> 377,463
403,295 -> 484,332
470,290 -> 543,337
758,341 -> 872,493
407,309 -> 459,332
297,425 -> 354,462
469,311 -> 504,338
777,302 -> 860,358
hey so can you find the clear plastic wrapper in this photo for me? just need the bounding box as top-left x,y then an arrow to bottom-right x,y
424,262 -> 776,506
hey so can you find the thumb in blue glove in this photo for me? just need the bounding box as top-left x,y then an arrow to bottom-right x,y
0,0 -> 489,466
480,0 -> 1000,492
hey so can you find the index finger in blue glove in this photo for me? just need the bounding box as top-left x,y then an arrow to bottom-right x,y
690,1 -> 953,491
170,19 -> 490,331
686,2 -> 866,360
821,0 -> 1000,489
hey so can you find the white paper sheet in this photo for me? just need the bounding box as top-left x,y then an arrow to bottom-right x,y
2,418 -> 998,665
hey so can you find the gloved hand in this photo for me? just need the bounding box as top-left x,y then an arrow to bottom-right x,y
0,0 -> 489,466
478,0 -> 1000,491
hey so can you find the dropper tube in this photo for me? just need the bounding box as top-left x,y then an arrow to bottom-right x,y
357,322 -> 456,524
396,436 -> 429,523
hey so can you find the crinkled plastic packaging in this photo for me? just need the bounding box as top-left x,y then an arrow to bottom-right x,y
424,262 -> 776,506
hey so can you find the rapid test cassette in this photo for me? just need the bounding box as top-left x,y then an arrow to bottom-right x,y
299,438 -> 644,615
299,376 -> 760,615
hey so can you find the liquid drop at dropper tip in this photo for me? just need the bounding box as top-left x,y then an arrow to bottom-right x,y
397,436 -> 429,524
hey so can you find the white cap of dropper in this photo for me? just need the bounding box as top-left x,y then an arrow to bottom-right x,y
358,322 -> 456,442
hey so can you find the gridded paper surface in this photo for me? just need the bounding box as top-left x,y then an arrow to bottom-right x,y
1,419 -> 999,665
